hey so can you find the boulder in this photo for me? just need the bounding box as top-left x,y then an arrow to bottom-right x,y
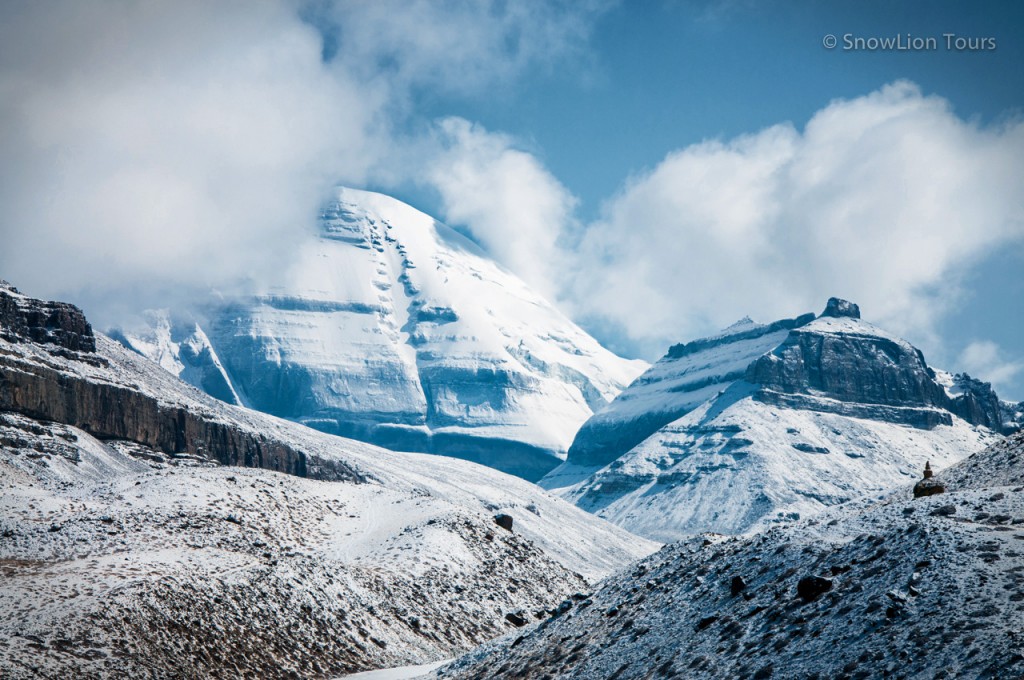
505,611 -> 528,627
913,478 -> 946,498
796,576 -> 833,602
494,514 -> 514,532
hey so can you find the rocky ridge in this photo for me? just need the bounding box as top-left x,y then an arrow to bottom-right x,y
543,299 -> 1017,540
0,283 -> 360,482
438,430 -> 1024,679
0,280 -> 95,352
0,284 -> 655,678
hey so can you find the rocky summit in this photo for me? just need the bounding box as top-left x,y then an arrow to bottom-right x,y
541,298 -> 1021,541
0,281 -> 95,353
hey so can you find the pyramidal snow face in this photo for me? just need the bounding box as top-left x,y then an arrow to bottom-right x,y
541,298 -> 1022,541
116,188 -> 646,480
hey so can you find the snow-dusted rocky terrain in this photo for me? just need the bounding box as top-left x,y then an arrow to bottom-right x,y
438,429 -> 1024,679
0,282 -> 656,678
116,189 -> 646,480
543,298 -> 1020,541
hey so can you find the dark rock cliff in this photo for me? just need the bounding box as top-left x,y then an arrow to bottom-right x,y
0,284 -> 362,482
948,373 -> 1017,434
745,326 -> 950,420
746,299 -> 1018,433
0,281 -> 95,352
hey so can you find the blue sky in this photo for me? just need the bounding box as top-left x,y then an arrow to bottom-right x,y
398,1 -> 1024,219
375,1 -> 1024,399
1,1 -> 1022,399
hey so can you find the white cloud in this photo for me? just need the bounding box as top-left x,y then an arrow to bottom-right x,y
4,2 -> 1019,377
958,341 -> 1024,389
0,1 -> 378,322
311,0 -> 607,96
568,81 -> 1024,352
0,0 -> 607,324
425,118 -> 577,300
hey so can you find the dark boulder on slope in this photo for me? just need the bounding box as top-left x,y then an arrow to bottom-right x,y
796,575 -> 832,602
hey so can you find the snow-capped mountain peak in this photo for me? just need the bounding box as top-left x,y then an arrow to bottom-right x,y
542,298 -> 1020,541
117,188 -> 647,480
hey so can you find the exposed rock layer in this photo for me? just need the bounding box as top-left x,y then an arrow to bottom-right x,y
0,285 -> 361,482
0,282 -> 95,353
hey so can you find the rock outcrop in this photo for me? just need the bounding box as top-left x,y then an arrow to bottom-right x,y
746,299 -> 953,429
441,433 -> 1024,679
746,303 -> 1020,433
0,285 -> 362,482
0,281 -> 95,352
820,296 -> 860,319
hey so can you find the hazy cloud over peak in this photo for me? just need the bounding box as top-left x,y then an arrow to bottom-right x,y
0,0 -> 607,324
425,117 -> 577,300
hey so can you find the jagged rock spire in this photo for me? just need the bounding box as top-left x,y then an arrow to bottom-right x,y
821,297 -> 861,319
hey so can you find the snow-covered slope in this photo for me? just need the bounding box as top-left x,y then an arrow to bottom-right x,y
117,189 -> 646,480
438,431 -> 1024,680
0,281 -> 657,678
542,298 -> 1012,541
564,313 -> 815,468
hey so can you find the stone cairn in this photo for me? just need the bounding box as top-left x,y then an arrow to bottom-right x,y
913,460 -> 946,498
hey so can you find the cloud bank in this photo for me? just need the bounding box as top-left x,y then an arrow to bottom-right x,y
1,5 -> 1020,394
0,2 -> 373,320
0,0 -> 605,323
560,82 -> 1024,357
958,341 -> 1024,392
425,118 -> 577,300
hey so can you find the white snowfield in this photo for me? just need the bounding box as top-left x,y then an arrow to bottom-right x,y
543,311 -> 1004,542
119,188 -> 646,480
2,330 -> 656,579
0,326 -> 656,678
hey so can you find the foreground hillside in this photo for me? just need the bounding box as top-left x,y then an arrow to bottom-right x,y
543,298 -> 1015,540
438,430 -> 1024,679
0,282 -> 655,678
116,188 -> 646,480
